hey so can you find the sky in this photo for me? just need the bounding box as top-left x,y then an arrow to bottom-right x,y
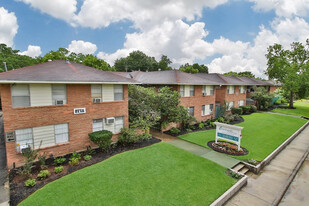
0,0 -> 309,78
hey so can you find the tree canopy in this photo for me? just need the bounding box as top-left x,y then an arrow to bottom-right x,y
223,71 -> 255,78
266,39 -> 309,108
114,51 -> 172,72
179,63 -> 208,73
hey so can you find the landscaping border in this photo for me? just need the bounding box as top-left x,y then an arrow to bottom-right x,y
210,172 -> 248,206
243,120 -> 309,174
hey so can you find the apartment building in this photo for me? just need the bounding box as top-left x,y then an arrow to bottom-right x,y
117,70 -> 220,122
0,60 -> 137,168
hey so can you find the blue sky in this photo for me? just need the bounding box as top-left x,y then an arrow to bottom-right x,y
0,0 -> 308,77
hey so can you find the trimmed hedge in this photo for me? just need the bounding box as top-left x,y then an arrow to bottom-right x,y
88,130 -> 113,150
231,107 -> 242,115
240,106 -> 251,114
249,105 -> 257,113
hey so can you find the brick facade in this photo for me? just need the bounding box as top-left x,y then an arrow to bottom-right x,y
0,84 -> 129,168
178,85 -> 216,121
215,86 -> 247,107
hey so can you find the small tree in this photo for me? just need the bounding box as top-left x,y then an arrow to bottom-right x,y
250,87 -> 274,110
178,106 -> 197,129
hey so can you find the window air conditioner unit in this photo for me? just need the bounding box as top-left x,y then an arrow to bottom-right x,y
16,144 -> 30,153
202,92 -> 207,96
106,117 -> 115,124
93,98 -> 101,103
55,99 -> 64,105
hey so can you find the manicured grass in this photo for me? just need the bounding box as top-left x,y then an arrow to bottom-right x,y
179,113 -> 307,162
20,143 -> 236,206
272,102 -> 309,117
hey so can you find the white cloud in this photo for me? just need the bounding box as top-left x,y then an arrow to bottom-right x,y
17,0 -> 77,21
73,0 -> 228,29
249,0 -> 309,18
0,7 -> 18,47
208,17 -> 309,77
67,40 -> 97,55
19,45 -> 42,57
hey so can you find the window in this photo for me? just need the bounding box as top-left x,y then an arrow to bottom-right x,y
15,128 -> 33,148
91,84 -> 102,100
202,104 -> 214,116
239,86 -> 245,94
188,107 -> 194,116
180,85 -> 185,97
227,86 -> 235,94
190,85 -> 195,96
115,116 -> 124,133
54,123 -> 69,144
238,100 -> 245,107
11,84 -> 30,108
209,86 -> 214,95
114,85 -> 124,101
52,84 -> 66,105
202,86 -> 206,96
93,119 -> 103,132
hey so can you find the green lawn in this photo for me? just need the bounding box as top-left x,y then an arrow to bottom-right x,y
272,102 -> 309,117
179,113 -> 307,162
21,143 -> 236,206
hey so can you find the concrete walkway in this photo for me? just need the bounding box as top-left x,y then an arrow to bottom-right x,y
226,124 -> 309,206
267,111 -> 303,119
150,130 -> 240,168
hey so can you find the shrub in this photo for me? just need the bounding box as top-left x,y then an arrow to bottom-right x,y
117,128 -> 140,145
240,106 -> 251,114
198,122 -> 205,129
249,105 -> 257,113
88,130 -> 113,150
18,163 -> 34,179
223,113 -> 236,122
37,170 -> 50,180
54,157 -> 66,166
209,122 -> 215,127
24,179 -> 36,187
83,155 -> 92,161
138,134 -> 152,141
216,117 -> 225,123
229,170 -> 243,179
85,146 -> 96,156
247,159 -> 257,166
69,157 -> 79,166
231,107 -> 242,115
170,127 -> 180,134
72,151 -> 81,160
54,166 -> 64,174
38,153 -> 47,170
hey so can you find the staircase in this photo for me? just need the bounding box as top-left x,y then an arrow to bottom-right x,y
232,162 -> 250,175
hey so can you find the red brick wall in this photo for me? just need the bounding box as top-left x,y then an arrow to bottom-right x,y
215,86 -> 247,107
0,84 -> 129,168
179,85 -> 216,122
269,86 -> 280,93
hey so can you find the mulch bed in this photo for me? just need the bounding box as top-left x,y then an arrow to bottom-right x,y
207,141 -> 248,156
9,137 -> 161,206
164,116 -> 245,137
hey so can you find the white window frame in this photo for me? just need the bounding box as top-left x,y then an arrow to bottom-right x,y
227,101 -> 234,110
188,107 -> 194,116
189,85 -> 195,96
202,104 -> 214,116
54,123 -> 69,144
227,86 -> 235,94
209,86 -> 214,95
180,85 -> 185,97
92,116 -> 124,133
93,119 -> 104,132
114,85 -> 124,101
91,84 -> 102,100
52,84 -> 67,105
238,100 -> 245,107
15,128 -> 33,148
11,84 -> 30,108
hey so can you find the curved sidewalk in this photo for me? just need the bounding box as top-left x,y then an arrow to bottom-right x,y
150,130 -> 240,168
225,123 -> 309,206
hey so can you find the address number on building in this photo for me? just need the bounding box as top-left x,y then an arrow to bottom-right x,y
74,108 -> 86,114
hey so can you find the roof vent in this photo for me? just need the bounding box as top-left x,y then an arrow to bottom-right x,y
129,74 -> 133,79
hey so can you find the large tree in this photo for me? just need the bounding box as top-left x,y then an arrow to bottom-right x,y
179,63 -> 208,73
0,44 -> 39,71
266,39 -> 309,108
114,50 -> 172,72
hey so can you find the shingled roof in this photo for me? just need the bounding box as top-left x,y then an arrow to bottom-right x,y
0,60 -> 138,84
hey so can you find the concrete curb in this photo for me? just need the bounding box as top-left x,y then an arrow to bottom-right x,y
210,174 -> 248,206
243,121 -> 309,174
271,148 -> 309,206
